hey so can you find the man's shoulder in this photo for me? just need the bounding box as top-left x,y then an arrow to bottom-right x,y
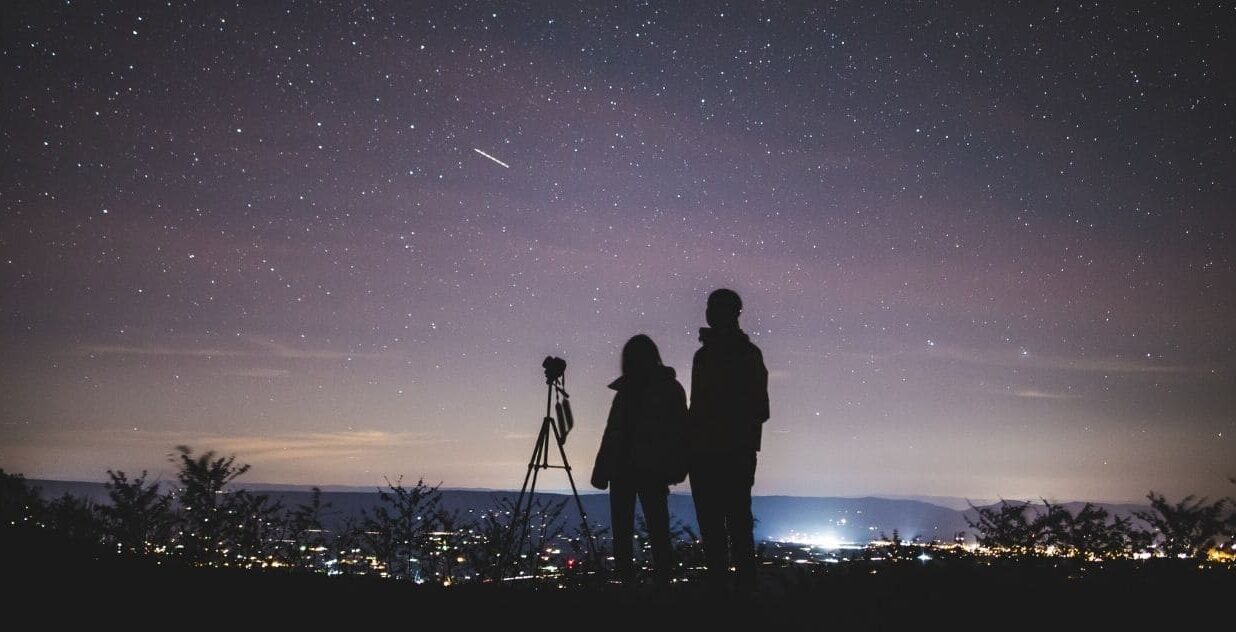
696,337 -> 763,357
739,338 -> 765,362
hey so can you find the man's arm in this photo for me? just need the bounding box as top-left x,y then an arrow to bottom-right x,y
752,347 -> 769,424
688,348 -> 705,418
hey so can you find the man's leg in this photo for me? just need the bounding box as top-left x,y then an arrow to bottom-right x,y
727,450 -> 758,591
690,453 -> 729,591
609,480 -> 636,585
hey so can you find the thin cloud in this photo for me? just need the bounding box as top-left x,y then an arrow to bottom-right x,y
221,368 -> 292,379
24,429 -> 454,462
919,344 -> 1200,375
1010,388 -> 1078,400
247,338 -> 393,361
79,336 -> 399,362
192,430 -> 453,461
81,344 -> 246,358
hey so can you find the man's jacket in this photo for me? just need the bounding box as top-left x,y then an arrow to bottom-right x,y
688,327 -> 769,453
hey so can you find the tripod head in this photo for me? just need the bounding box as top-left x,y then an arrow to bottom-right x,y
542,355 -> 567,385
540,356 -> 574,441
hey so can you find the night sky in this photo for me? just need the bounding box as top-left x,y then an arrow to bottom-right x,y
3,2 -> 1233,503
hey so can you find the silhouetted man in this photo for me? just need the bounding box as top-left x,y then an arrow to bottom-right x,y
688,288 -> 769,594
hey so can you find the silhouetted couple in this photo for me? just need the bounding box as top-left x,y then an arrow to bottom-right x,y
590,289 -> 770,595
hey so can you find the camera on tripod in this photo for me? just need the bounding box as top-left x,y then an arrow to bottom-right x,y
542,355 -> 567,384
502,353 -> 599,576
540,356 -> 574,440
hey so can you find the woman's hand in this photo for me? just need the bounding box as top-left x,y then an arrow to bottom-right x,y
590,472 -> 609,490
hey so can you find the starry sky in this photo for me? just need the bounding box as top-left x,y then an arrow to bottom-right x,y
2,2 -> 1233,503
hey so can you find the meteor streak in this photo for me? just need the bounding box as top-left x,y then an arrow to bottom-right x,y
472,147 -> 511,169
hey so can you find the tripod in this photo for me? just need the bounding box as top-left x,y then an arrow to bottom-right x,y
504,370 -> 601,578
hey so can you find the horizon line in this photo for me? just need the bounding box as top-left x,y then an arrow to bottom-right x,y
19,475 -> 1152,506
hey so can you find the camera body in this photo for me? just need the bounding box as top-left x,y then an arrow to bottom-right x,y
542,356 -> 567,384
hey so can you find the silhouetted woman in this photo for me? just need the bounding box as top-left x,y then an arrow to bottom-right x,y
591,334 -> 688,587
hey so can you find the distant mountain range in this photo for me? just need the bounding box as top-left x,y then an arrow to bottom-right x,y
27,479 -> 1148,544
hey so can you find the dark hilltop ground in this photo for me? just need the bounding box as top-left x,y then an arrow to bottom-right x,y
12,527 -> 1232,628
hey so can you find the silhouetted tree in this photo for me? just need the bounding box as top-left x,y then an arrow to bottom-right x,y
1222,477 -> 1236,543
329,516 -> 368,576
45,492 -> 103,550
528,497 -> 567,574
564,520 -> 608,583
1134,492 -> 1227,559
220,489 -> 284,567
965,500 -> 1040,556
1031,501 -> 1073,554
1049,502 -> 1135,559
468,499 -> 516,581
169,445 -> 253,565
360,476 -> 442,580
430,507 -> 467,585
968,500 -> 1143,559
1221,477 -> 1236,546
102,469 -> 172,556
0,469 -> 44,529
285,487 -> 332,571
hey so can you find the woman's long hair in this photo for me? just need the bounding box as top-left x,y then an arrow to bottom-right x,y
621,334 -> 663,379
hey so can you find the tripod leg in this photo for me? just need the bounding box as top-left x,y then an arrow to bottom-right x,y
511,419 -> 551,577
503,429 -> 540,577
550,420 -> 603,572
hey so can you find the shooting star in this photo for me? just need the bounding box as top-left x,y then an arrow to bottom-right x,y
472,147 -> 511,169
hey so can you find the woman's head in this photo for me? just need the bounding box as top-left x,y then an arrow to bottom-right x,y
621,334 -> 663,378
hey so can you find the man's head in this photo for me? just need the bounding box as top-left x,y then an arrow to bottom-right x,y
706,288 -> 742,329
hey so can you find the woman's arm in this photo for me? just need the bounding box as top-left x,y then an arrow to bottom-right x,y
590,393 -> 624,490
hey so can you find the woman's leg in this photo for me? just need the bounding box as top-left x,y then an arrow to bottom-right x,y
609,480 -> 636,585
639,483 -> 673,585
